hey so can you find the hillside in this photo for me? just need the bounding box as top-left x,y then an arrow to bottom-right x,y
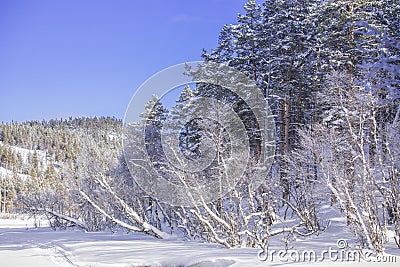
0,0 -> 399,265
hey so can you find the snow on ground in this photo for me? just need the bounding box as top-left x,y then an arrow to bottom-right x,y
0,142 -> 49,180
0,166 -> 12,177
0,209 -> 399,267
0,226 -> 263,267
0,141 -> 49,168
0,166 -> 31,181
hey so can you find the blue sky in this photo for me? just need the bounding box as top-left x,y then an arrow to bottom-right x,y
0,0 -> 247,122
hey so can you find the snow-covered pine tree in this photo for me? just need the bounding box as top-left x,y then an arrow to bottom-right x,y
202,24 -> 236,65
141,95 -> 168,168
169,85 -> 202,160
259,0 -> 319,201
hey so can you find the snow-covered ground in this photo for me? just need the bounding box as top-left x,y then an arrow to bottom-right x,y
0,141 -> 49,168
0,212 -> 399,267
0,166 -> 12,178
0,166 -> 31,181
0,142 -> 50,181
0,218 -> 262,267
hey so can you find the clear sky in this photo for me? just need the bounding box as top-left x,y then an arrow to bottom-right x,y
0,0 -> 247,122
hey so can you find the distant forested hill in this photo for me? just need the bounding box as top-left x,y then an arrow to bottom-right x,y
0,117 -> 122,222
0,0 -> 399,254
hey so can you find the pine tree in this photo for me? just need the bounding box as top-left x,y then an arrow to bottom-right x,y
141,95 -> 169,168
233,0 -> 264,93
170,85 -> 202,159
202,24 -> 236,64
32,150 -> 39,174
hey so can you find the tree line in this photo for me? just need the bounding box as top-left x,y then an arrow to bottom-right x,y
0,0 -> 399,254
